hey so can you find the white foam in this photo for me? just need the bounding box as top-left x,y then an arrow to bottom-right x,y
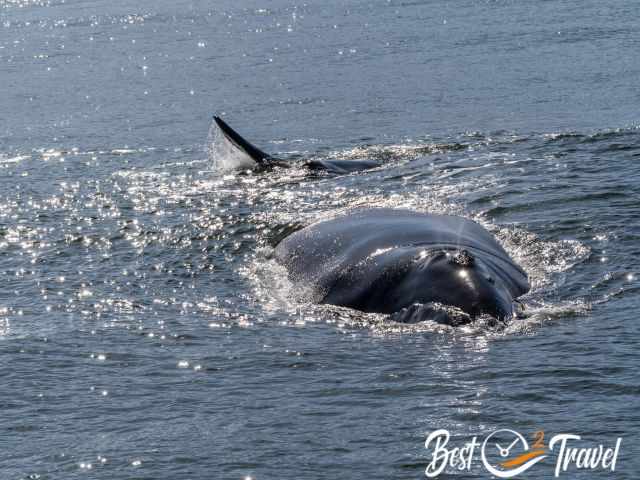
0,154 -> 30,164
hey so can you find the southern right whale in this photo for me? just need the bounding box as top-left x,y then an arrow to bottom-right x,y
212,116 -> 380,174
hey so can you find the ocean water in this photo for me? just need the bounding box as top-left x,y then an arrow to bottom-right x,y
1,0 -> 639,479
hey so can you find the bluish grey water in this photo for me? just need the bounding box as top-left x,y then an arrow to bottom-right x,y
1,0 -> 639,479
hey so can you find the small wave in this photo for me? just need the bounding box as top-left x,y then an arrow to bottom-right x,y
28,146 -> 158,161
0,0 -> 52,8
0,154 -> 30,164
0,316 -> 9,337
324,142 -> 467,162
111,148 -> 142,155
543,124 -> 640,144
501,299 -> 591,335
589,271 -> 639,304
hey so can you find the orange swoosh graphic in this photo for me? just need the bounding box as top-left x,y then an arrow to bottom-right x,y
500,450 -> 546,469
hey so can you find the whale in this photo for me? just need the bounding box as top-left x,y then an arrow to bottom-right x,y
212,116 -> 380,173
274,208 -> 529,325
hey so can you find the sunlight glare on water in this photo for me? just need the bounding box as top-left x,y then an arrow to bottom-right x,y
1,0 -> 639,479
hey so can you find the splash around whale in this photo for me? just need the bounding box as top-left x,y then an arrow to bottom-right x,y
274,208 -> 530,326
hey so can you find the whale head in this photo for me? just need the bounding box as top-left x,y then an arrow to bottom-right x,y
399,248 -> 517,323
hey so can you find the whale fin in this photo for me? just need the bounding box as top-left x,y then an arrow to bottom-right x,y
213,116 -> 273,165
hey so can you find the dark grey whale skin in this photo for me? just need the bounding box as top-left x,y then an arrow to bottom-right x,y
274,208 -> 530,323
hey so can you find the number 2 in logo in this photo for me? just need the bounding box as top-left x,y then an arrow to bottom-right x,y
532,430 -> 545,451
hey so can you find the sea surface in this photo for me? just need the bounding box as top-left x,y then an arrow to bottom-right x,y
1,0 -> 639,479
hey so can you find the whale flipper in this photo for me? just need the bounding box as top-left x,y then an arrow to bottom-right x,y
213,116 -> 274,166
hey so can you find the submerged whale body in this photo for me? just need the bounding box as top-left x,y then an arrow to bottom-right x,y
274,208 -> 530,325
212,116 -> 380,173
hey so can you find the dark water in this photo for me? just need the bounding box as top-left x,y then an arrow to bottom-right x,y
1,0 -> 639,479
